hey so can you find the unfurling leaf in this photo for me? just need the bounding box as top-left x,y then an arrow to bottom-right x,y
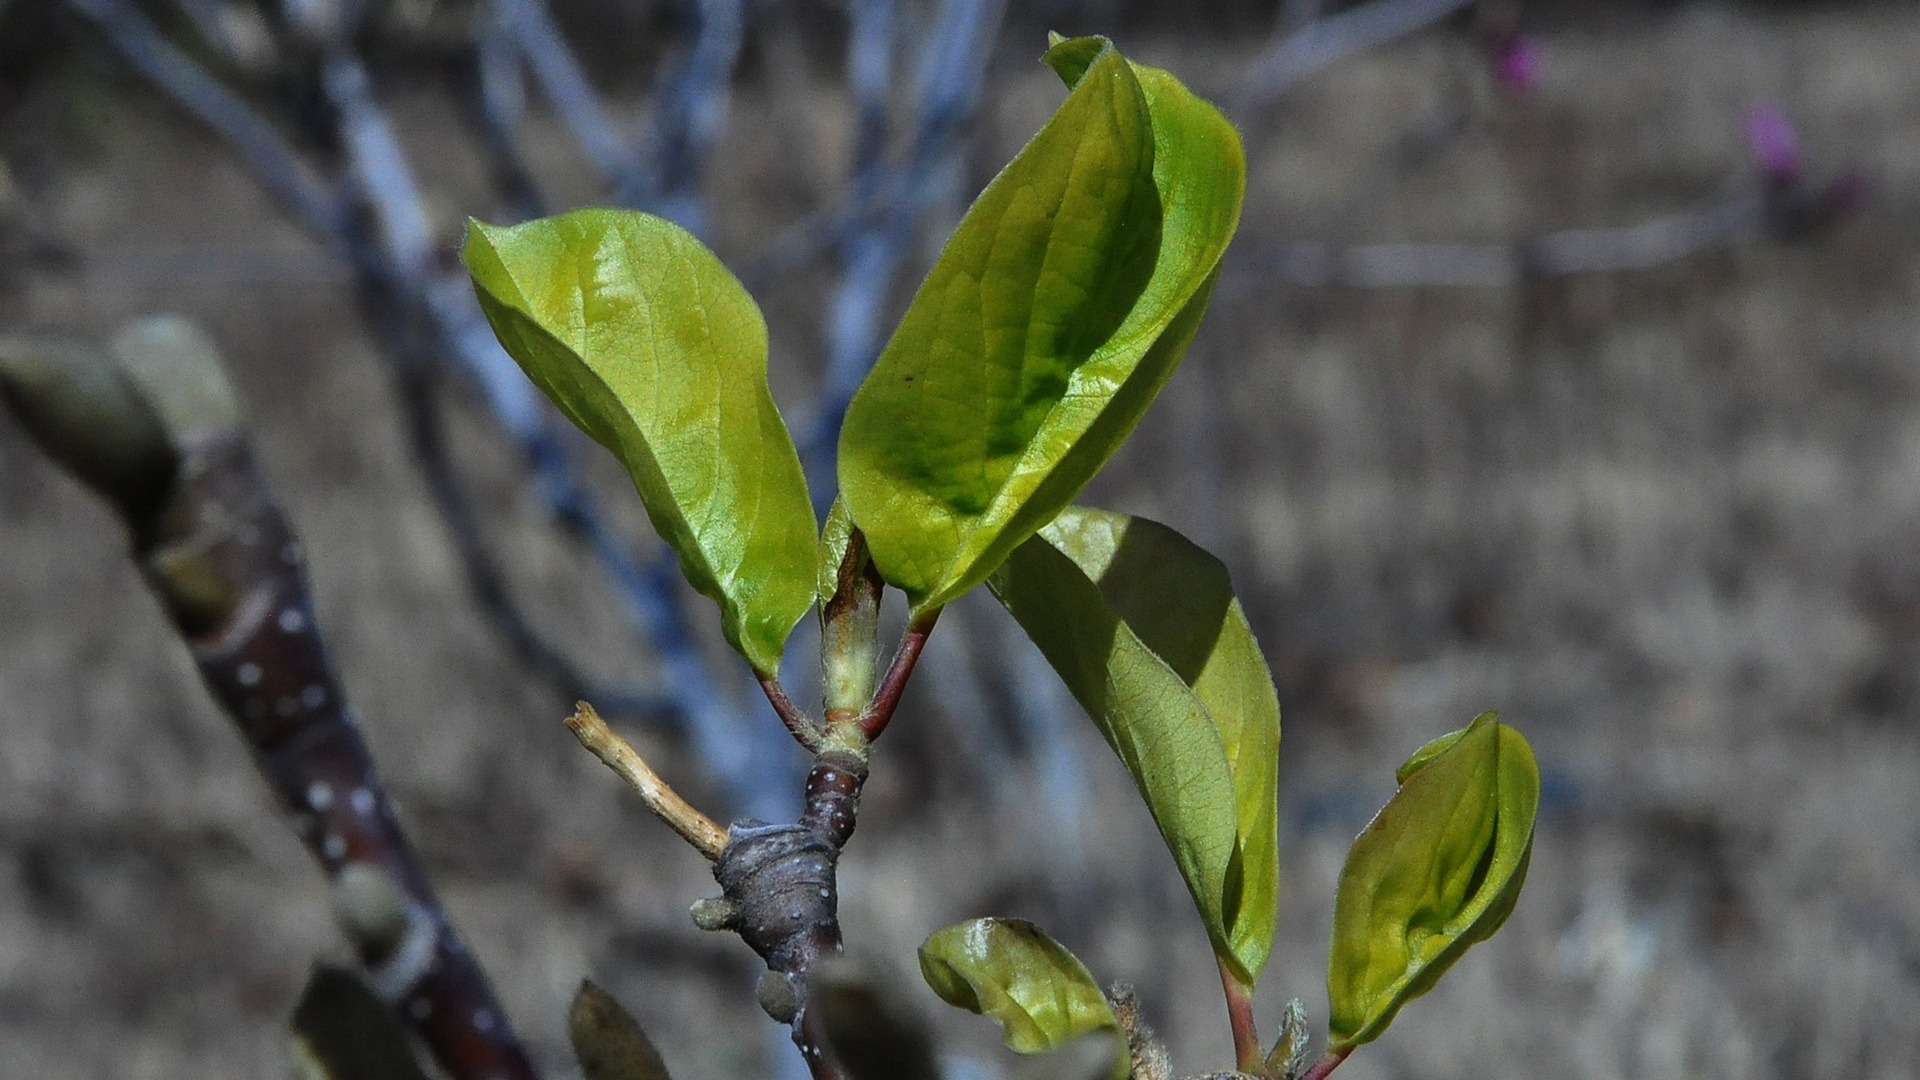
465,210 -> 816,674
989,507 -> 1280,984
289,965 -> 431,1080
569,980 -> 673,1080
838,35 -> 1243,615
816,497 -> 881,715
919,918 -> 1128,1080
817,497 -> 859,607
1326,713 -> 1539,1051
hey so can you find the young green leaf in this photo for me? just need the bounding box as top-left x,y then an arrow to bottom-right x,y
1326,713 -> 1539,1052
918,918 -> 1128,1080
818,497 -> 858,607
838,36 -> 1243,614
464,210 -> 816,674
816,497 -> 882,716
988,507 -> 1280,985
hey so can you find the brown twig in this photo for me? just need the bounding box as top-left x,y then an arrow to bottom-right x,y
566,702 -> 729,860
857,607 -> 941,741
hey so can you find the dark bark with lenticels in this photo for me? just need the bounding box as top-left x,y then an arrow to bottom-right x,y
135,432 -> 540,1080
0,331 -> 545,1080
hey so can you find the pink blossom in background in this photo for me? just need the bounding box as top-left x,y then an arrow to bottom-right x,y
1746,105 -> 1802,181
1491,32 -> 1543,93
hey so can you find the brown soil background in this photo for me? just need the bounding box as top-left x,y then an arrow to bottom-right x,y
3,4 -> 1920,1078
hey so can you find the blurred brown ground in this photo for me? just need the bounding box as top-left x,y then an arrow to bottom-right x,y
3,3 -> 1920,1079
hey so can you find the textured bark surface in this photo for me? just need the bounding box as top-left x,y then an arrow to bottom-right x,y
707,749 -> 867,1073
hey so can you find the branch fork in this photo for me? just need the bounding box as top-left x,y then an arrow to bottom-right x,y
563,529 -> 944,1079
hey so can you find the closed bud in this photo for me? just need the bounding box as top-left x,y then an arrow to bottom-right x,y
0,336 -> 177,524
756,971 -> 799,1024
689,896 -> 739,931
109,316 -> 243,444
332,863 -> 411,963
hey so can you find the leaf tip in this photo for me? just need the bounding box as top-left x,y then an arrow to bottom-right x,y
1042,33 -> 1111,88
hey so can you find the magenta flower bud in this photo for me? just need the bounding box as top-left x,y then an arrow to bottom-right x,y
1746,106 -> 1802,181
1491,33 -> 1543,94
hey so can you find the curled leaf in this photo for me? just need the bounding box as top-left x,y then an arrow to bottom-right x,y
919,918 -> 1128,1079
1327,713 -> 1539,1051
989,507 -> 1280,984
817,497 -> 859,607
817,497 -> 881,715
465,210 -> 816,674
839,36 -> 1243,614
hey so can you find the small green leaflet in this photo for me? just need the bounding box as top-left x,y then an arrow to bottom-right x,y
989,507 -> 1280,985
1326,713 -> 1539,1051
818,497 -> 859,607
919,918 -> 1129,1080
464,210 -> 816,675
838,35 -> 1243,615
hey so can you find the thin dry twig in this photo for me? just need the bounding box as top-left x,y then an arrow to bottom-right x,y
567,701 -> 730,861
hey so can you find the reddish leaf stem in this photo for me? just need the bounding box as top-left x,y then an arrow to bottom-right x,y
1299,1048 -> 1352,1080
1217,954 -> 1262,1073
759,670 -> 824,751
857,607 -> 941,741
